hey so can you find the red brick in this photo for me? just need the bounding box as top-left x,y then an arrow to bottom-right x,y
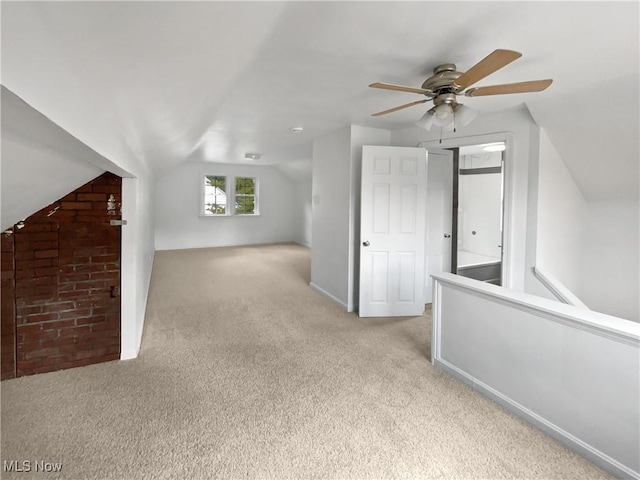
91,254 -> 119,263
15,251 -> 35,260
16,295 -> 56,306
91,335 -> 120,347
16,258 -> 55,270
61,193 -> 77,202
89,185 -> 117,193
34,249 -> 58,259
76,315 -> 106,325
90,323 -> 119,333
16,305 -> 43,316
60,202 -> 92,210
24,347 -> 59,360
21,312 -> 59,324
58,290 -> 92,300
75,208 -> 111,216
34,267 -> 58,277
29,232 -> 58,242
15,269 -> 35,280
59,308 -> 91,320
18,224 -> 52,233
40,319 -> 74,331
76,299 -> 98,309
41,337 -> 76,348
16,324 -> 42,335
75,184 -> 93,193
53,210 -> 77,218
42,301 -> 76,313
91,271 -> 120,280
59,325 -> 91,338
59,272 -> 91,283
77,193 -> 107,202
71,280 -> 107,290
59,247 -> 92,258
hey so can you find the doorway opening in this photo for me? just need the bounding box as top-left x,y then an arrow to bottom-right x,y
424,140 -> 507,298
452,142 -> 505,285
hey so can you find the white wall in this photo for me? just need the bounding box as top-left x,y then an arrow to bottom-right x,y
457,172 -> 502,259
536,128 -> 587,296
310,125 -> 390,310
310,126 -> 352,307
154,162 -> 297,250
121,173 -> 156,359
581,201 -> 640,322
293,180 -> 312,247
391,106 -> 539,292
535,129 -> 639,322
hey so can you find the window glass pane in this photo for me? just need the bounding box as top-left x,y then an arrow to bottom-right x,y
234,177 -> 256,214
204,176 -> 227,215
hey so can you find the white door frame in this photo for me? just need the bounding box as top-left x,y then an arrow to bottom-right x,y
419,132 -> 515,289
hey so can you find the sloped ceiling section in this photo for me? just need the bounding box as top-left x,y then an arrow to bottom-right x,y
1,1 -> 288,177
1,2 -> 638,201
1,87 -> 131,231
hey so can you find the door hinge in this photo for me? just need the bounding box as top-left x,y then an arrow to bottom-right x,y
110,219 -> 128,226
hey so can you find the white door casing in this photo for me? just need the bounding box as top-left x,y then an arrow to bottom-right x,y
425,149 -> 454,303
359,146 -> 427,317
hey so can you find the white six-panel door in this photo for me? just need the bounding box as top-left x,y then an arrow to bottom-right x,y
359,146 -> 427,317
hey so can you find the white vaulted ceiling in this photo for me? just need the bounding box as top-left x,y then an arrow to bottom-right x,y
2,1 -> 638,201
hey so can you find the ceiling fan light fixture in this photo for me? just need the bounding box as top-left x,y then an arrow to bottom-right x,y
432,103 -> 454,127
415,108 -> 436,130
453,104 -> 477,127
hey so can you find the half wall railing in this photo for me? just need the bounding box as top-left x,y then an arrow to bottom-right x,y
431,273 -> 640,479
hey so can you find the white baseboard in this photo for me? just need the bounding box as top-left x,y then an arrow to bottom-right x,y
309,282 -> 348,310
120,348 -> 138,361
433,358 -> 639,480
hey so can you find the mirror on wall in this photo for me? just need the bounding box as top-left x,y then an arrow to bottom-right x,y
452,142 -> 505,285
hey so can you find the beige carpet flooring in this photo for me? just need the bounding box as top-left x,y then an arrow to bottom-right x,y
1,243 -> 610,479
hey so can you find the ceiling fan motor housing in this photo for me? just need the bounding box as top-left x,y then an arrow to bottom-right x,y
421,64 -> 463,93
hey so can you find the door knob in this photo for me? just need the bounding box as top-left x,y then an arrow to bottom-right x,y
443,233 -> 451,238
362,241 -> 370,247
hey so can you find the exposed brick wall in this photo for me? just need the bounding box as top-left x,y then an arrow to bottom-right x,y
1,233 -> 16,380
2,172 -> 122,378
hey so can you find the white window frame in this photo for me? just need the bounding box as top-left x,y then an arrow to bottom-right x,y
201,175 -> 229,216
200,174 -> 260,217
234,176 -> 259,216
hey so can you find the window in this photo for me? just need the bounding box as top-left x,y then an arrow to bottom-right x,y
202,175 -> 259,216
235,177 -> 257,215
203,176 -> 227,215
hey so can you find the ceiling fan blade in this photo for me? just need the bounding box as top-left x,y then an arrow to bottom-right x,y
454,49 -> 522,89
372,99 -> 429,117
465,79 -> 553,97
369,82 -> 432,95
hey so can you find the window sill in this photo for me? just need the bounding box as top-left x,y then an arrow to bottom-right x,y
200,213 -> 261,218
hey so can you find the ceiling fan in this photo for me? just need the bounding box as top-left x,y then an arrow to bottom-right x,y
369,49 -> 552,130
